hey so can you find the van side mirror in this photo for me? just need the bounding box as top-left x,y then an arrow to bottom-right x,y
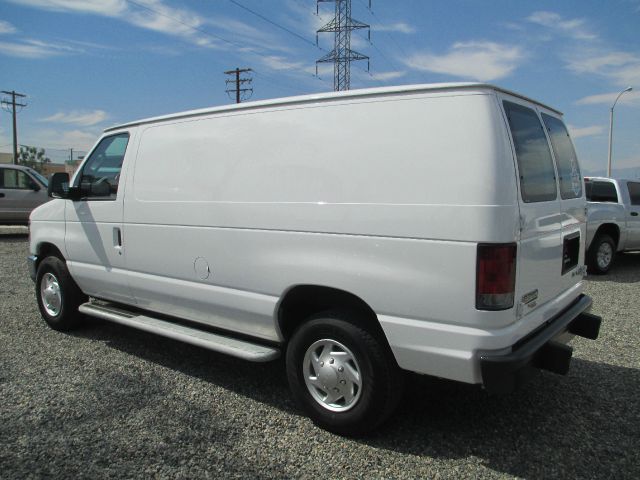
30,180 -> 41,192
48,172 -> 70,198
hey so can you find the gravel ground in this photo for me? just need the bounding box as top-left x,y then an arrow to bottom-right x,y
1,233 -> 638,479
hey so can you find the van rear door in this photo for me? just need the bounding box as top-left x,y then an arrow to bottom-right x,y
500,96 -> 567,314
539,111 -> 586,293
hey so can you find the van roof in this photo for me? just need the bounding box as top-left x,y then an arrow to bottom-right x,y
105,82 -> 562,132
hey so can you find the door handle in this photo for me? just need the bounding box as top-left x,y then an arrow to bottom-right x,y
631,212 -> 639,217
113,227 -> 123,255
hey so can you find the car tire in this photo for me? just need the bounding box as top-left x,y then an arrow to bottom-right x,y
35,256 -> 86,331
286,310 -> 404,436
587,234 -> 616,275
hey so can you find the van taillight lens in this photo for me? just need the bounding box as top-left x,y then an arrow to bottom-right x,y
476,243 -> 517,311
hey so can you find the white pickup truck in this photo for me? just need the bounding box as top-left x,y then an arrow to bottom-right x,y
585,177 -> 640,274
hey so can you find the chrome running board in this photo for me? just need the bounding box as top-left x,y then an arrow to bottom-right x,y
78,301 -> 280,362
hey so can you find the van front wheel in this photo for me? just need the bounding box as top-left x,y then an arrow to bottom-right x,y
286,311 -> 404,436
35,256 -> 86,331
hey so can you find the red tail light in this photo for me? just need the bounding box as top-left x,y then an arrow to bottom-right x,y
476,243 -> 517,311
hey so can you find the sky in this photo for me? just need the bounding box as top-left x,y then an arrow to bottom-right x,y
0,0 -> 638,176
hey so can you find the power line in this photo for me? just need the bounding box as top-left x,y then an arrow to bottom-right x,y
19,144 -> 85,152
126,0 -> 243,51
358,0 -> 431,83
227,0 -> 319,48
127,0 -> 376,94
252,69 -> 305,95
124,0 -> 327,96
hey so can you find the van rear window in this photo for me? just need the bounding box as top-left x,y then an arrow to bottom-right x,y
503,101 -> 557,203
541,113 -> 582,199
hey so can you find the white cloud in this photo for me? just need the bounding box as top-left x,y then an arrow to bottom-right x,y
569,51 -> 636,73
261,55 -> 306,71
567,49 -> 640,88
370,70 -> 406,82
259,55 -> 331,80
527,11 -> 597,40
0,38 -> 81,58
525,11 -> 640,89
374,22 -> 415,34
349,32 -> 370,51
0,20 -> 17,34
23,128 -> 100,151
567,124 -> 606,139
575,90 -> 640,106
40,110 -> 109,127
6,0 -> 284,53
405,41 -> 524,81
615,156 -> 640,171
7,0 -> 126,15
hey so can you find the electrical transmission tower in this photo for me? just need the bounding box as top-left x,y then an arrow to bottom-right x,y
316,0 -> 371,91
1,90 -> 27,164
224,68 -> 253,103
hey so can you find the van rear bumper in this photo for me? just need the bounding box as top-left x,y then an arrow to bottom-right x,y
378,288 -> 600,386
479,294 -> 601,394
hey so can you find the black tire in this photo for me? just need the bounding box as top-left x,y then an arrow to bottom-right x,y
587,234 -> 616,275
35,256 -> 86,331
286,310 -> 404,436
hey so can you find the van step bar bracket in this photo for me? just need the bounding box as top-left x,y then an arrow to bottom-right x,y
78,301 -> 280,362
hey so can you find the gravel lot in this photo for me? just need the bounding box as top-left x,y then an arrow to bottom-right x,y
1,231 -> 638,479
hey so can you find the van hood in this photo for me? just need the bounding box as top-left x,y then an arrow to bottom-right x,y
30,198 -> 64,223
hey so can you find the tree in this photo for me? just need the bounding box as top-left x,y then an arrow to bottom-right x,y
18,146 -> 51,173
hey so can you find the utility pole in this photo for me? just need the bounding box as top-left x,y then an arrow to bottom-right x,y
224,68 -> 253,104
1,90 -> 27,164
316,0 -> 371,91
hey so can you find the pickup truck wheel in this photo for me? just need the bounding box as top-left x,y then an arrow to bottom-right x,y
35,256 -> 86,331
588,234 -> 615,275
286,310 -> 404,436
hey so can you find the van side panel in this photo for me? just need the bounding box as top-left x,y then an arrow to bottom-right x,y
123,92 -> 518,342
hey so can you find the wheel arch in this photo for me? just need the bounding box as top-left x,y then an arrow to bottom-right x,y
277,285 -> 386,342
36,242 -> 66,262
593,224 -> 620,250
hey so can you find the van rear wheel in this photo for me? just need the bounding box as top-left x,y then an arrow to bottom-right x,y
35,256 -> 86,331
587,234 -> 615,275
286,310 -> 404,436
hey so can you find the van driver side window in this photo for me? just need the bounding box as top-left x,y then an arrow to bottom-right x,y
78,133 -> 130,200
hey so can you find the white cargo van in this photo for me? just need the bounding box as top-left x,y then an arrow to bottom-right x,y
29,83 -> 601,435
